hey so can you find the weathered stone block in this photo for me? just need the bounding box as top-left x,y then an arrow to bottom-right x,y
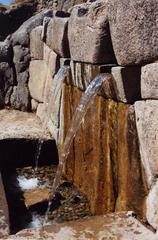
41,17 -> 52,42
107,0 -> 158,65
68,0 -> 116,64
16,70 -> 29,85
0,41 -> 12,63
10,84 -> 30,111
147,180 -> 158,230
0,62 -> 14,107
13,46 -> 30,73
135,100 -> 158,186
46,12 -> 70,58
111,66 -> 141,103
141,63 -> 158,99
28,60 -> 48,102
30,26 -> 44,60
3,213 -> 157,240
43,44 -> 58,75
70,61 -> 103,90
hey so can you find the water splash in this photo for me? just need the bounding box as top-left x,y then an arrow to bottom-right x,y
45,75 -> 108,221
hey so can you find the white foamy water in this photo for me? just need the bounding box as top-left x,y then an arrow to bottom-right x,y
17,176 -> 39,191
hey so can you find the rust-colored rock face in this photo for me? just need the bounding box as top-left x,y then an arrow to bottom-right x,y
61,84 -> 147,217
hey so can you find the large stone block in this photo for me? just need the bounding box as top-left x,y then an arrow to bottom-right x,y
108,0 -> 158,65
3,213 -> 157,240
141,63 -> 158,99
28,60 -> 48,102
0,41 -> 12,63
68,0 -> 116,64
135,100 -> 158,186
46,12 -> 70,58
13,46 -> 30,73
43,44 -> 58,75
10,84 -> 30,111
30,26 -> 44,60
147,180 -> 158,230
0,62 -> 14,107
111,66 -> 141,103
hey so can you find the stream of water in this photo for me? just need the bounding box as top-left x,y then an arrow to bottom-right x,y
34,66 -> 69,171
45,74 -> 107,221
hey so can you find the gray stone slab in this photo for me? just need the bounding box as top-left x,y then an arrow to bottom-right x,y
0,109 -> 51,140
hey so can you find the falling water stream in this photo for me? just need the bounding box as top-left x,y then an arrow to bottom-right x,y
34,66 -> 69,172
45,74 -> 108,222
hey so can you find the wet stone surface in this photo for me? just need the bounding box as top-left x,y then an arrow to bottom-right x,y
16,165 -> 91,224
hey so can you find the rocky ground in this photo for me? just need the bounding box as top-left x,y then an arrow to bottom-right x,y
16,165 -> 91,226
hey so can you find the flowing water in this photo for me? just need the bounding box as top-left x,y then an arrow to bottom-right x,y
34,66 -> 69,172
45,75 -> 108,221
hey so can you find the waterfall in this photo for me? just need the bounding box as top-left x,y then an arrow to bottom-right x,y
45,74 -> 108,221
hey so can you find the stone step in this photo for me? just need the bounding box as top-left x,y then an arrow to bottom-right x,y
3,212 -> 157,240
0,109 -> 51,140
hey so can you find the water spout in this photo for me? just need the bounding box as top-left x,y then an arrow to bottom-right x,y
45,74 -> 108,221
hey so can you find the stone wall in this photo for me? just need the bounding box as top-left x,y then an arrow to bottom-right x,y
1,0 -> 158,231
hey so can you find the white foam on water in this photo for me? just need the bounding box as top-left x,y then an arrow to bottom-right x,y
17,176 -> 39,191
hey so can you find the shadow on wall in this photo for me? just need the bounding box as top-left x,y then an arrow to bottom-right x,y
0,3 -> 36,41
0,139 -> 59,171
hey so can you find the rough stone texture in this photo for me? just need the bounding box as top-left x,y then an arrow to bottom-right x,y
28,60 -> 48,103
141,63 -> 158,99
0,41 -> 12,63
46,13 -> 70,58
0,62 -> 14,107
69,62 -> 141,104
68,0 -> 116,64
13,45 -> 30,73
30,26 -> 44,60
24,188 -> 50,208
0,173 -> 9,238
11,9 -> 53,46
0,109 -> 50,140
41,16 -> 52,42
11,45 -> 31,111
10,85 -> 30,111
57,0 -> 87,12
111,66 -> 141,103
107,0 -> 158,65
4,212 -> 157,240
43,44 -> 58,75
61,85 -> 147,217
147,180 -> 158,230
70,61 -> 104,91
135,100 -> 158,186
